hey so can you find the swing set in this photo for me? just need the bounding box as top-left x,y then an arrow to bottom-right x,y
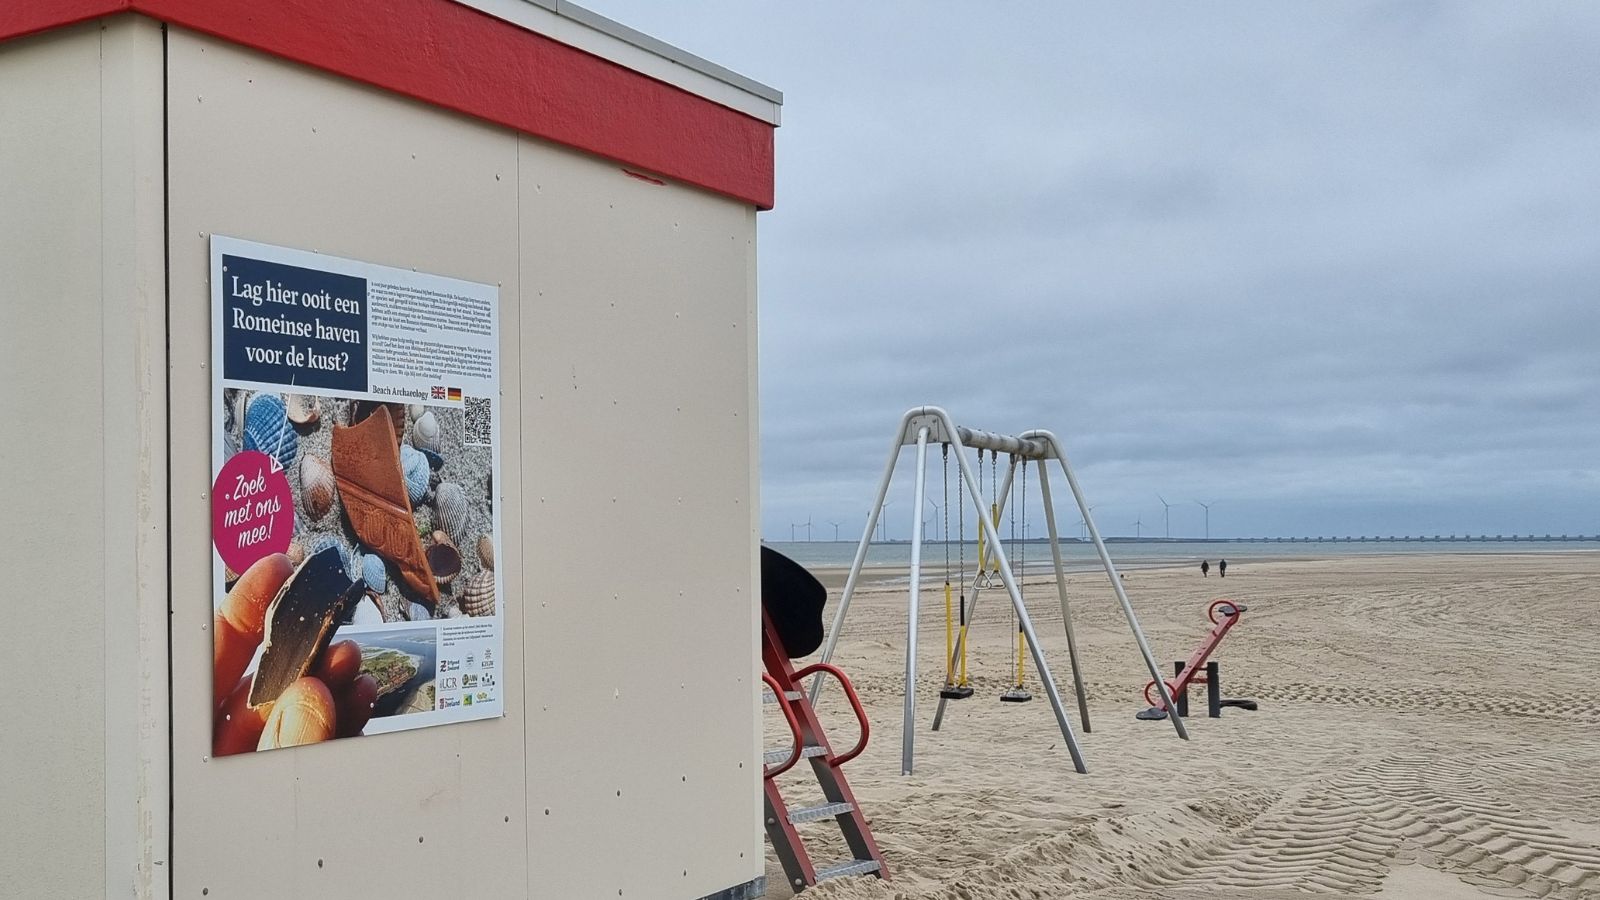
814,406 -> 1187,775
936,444 -> 1033,705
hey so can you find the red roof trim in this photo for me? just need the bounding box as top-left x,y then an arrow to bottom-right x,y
0,0 -> 129,42
0,0 -> 775,209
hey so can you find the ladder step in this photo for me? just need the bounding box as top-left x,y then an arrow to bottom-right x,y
763,744 -> 828,767
815,858 -> 882,881
762,689 -> 803,704
787,801 -> 853,824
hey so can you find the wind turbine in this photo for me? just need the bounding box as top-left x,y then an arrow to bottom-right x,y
1194,500 -> 1216,539
803,516 -> 813,542
1076,505 -> 1097,541
1132,516 -> 1144,539
1157,495 -> 1174,539
828,520 -> 841,542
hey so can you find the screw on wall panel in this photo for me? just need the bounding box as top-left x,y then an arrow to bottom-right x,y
418,836 -> 424,843
316,859 -> 323,868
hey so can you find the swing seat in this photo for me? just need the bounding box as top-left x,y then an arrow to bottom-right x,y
1000,687 -> 1033,703
939,684 -> 974,700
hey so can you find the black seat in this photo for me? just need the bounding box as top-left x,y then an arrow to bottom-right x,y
760,546 -> 826,659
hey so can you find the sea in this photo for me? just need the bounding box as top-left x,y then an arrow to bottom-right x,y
763,537 -> 1599,575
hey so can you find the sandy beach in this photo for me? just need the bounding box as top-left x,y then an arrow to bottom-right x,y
764,552 -> 1600,899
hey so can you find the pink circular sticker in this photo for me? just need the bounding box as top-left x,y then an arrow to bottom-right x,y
213,450 -> 295,575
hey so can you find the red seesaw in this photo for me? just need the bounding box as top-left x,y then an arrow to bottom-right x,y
1136,599 -> 1258,721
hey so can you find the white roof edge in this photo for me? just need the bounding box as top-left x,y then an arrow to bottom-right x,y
456,0 -> 783,126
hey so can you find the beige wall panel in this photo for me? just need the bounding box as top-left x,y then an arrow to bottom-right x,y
97,18 -> 173,900
518,142 -> 763,897
164,30 -> 529,897
1,17 -> 169,900
0,23 -> 109,900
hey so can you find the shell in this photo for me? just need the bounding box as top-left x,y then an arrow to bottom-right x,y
285,393 -> 320,427
434,482 -> 469,544
408,601 -> 432,622
408,403 -> 426,421
242,393 -> 298,470
360,553 -> 388,594
305,533 -> 352,580
299,454 -> 336,521
229,390 -> 248,439
349,596 -> 385,626
411,410 -> 442,454
426,537 -> 461,588
399,444 -> 431,506
420,448 -> 445,471
477,534 -> 494,571
460,571 -> 496,617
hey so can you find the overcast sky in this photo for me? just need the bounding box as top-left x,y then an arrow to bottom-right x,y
586,2 -> 1600,541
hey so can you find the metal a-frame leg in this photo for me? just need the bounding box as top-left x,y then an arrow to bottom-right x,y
1022,429 -> 1187,741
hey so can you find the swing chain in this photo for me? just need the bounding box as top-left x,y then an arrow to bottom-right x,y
957,450 -> 965,587
1019,455 -> 1027,584
942,443 -> 950,578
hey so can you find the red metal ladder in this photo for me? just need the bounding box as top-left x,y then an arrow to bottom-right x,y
761,608 -> 887,891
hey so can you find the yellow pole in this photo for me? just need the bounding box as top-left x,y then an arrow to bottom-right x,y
977,503 -> 1000,574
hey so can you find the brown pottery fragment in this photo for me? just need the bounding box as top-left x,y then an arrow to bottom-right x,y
331,408 -> 439,603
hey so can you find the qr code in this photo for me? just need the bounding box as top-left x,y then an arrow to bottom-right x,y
464,396 -> 492,446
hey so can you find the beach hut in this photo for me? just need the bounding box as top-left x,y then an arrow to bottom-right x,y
0,3 -> 777,898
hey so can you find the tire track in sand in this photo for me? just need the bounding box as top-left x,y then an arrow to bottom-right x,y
1131,751 -> 1600,897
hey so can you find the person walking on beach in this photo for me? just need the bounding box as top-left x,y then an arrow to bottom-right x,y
1219,559 -> 1228,578
1201,560 -> 1210,577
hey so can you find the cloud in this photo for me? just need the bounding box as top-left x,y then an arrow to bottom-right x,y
584,2 -> 1600,538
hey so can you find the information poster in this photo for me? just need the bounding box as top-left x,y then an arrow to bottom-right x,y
209,236 -> 503,755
